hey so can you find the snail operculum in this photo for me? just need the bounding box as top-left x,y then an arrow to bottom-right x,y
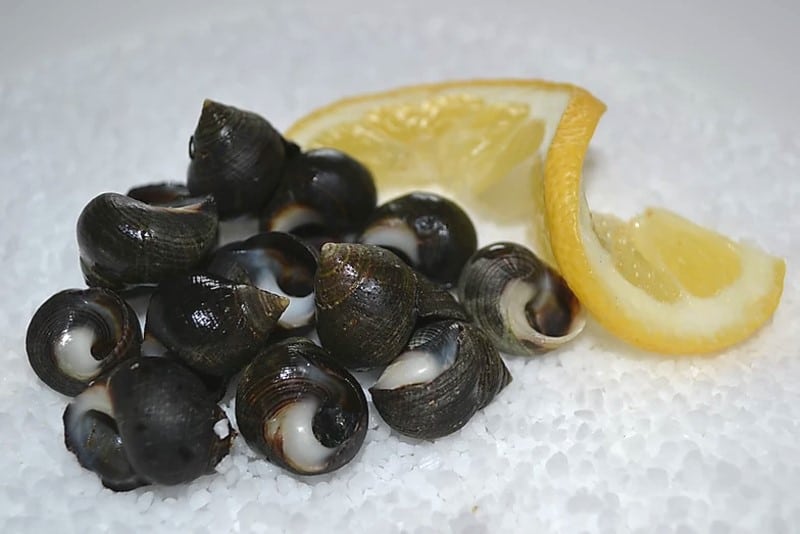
144,273 -> 289,378
206,231 -> 318,331
235,337 -> 368,476
26,288 -> 142,396
458,242 -> 585,355
64,357 -> 234,490
77,192 -> 219,289
370,320 -> 512,440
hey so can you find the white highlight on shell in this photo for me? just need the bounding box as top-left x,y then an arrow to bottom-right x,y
373,336 -> 458,390
53,325 -> 102,380
266,398 -> 334,473
360,222 -> 421,264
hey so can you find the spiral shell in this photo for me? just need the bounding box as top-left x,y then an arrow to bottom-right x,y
206,232 -> 318,331
26,288 -> 142,396
235,337 -> 368,475
370,320 -> 511,440
260,148 -> 377,238
314,243 -> 417,369
188,100 -> 295,218
360,192 -> 477,287
64,357 -> 234,490
458,242 -> 585,355
145,273 -> 289,377
414,273 -> 469,323
77,192 -> 218,289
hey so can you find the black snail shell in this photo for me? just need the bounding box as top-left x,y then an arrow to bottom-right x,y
458,242 -> 585,355
260,148 -> 377,239
145,273 -> 289,377
187,100 -> 296,218
370,320 -> 512,440
235,337 -> 368,476
64,357 -> 234,490
77,192 -> 219,289
414,273 -> 469,324
359,192 -> 478,287
206,232 -> 318,332
26,288 -> 142,396
314,243 -> 418,370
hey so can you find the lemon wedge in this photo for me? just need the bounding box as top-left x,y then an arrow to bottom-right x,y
287,79 -> 785,354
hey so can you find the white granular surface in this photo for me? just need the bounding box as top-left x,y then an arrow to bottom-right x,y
2,2 -> 799,533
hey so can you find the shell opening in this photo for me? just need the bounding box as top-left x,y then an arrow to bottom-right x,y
373,337 -> 458,391
360,222 -> 421,265
270,205 -> 325,233
66,382 -> 115,423
238,250 -> 315,328
54,325 -> 104,381
500,278 -> 585,349
265,398 -> 335,473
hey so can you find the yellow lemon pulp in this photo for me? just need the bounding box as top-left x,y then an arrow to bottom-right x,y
288,79 -> 785,354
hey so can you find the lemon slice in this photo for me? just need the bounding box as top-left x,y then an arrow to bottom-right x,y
287,79 -> 586,262
545,92 -> 785,353
287,79 -> 785,354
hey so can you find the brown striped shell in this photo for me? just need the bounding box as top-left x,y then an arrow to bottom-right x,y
76,192 -> 218,289
458,242 -> 585,355
235,337 -> 368,475
314,243 -> 418,370
26,288 -> 142,396
370,320 -> 511,440
187,100 -> 296,218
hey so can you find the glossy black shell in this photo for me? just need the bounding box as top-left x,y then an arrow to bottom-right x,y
236,337 -> 368,475
145,273 -> 288,377
63,358 -> 234,489
260,148 -> 377,237
360,192 -> 477,287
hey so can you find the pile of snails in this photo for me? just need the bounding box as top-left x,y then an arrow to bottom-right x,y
25,99 -> 585,491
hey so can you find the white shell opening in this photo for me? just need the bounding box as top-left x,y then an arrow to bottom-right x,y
66,382 -> 115,425
269,205 -> 324,232
265,398 -> 335,473
499,278 -> 586,349
252,268 -> 315,329
360,222 -> 420,265
54,325 -> 103,380
373,335 -> 458,390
